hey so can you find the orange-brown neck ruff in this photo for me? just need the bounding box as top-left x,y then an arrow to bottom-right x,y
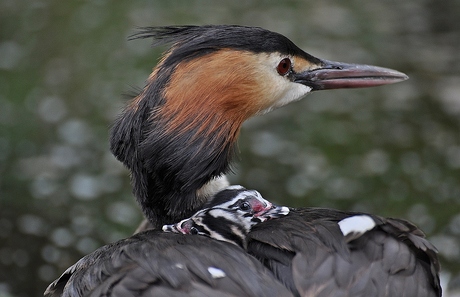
113,49 -> 272,227
149,50 -> 267,216
160,49 -> 267,147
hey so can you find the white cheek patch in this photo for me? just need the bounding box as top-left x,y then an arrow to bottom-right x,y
208,267 -> 226,279
338,215 -> 376,237
254,53 -> 313,114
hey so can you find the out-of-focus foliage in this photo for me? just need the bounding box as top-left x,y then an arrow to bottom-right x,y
0,0 -> 459,296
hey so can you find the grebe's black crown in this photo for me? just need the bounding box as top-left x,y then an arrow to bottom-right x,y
129,25 -> 320,66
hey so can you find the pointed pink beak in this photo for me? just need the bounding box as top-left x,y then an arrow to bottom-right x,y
294,60 -> 408,91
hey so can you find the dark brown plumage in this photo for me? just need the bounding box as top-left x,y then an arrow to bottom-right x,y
45,231 -> 293,297
247,208 -> 440,296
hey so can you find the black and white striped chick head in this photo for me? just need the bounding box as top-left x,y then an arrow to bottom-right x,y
162,185 -> 289,248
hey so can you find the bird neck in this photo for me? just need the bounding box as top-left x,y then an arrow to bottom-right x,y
110,51 -> 259,228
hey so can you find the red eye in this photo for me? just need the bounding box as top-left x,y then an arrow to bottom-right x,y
277,58 -> 291,76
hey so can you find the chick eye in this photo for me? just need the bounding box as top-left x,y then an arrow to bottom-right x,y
190,227 -> 199,235
239,201 -> 251,211
277,58 -> 291,76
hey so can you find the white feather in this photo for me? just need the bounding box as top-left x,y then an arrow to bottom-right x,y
338,215 -> 376,237
208,267 -> 226,279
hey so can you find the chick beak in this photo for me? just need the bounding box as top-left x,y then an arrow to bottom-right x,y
256,205 -> 290,222
162,222 -> 185,234
295,60 -> 408,91
162,223 -> 177,233
253,201 -> 273,218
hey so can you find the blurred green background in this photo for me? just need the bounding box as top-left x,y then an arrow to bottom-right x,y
1,0 -> 459,296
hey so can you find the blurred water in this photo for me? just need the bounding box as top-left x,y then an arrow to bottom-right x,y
1,1 -> 459,296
